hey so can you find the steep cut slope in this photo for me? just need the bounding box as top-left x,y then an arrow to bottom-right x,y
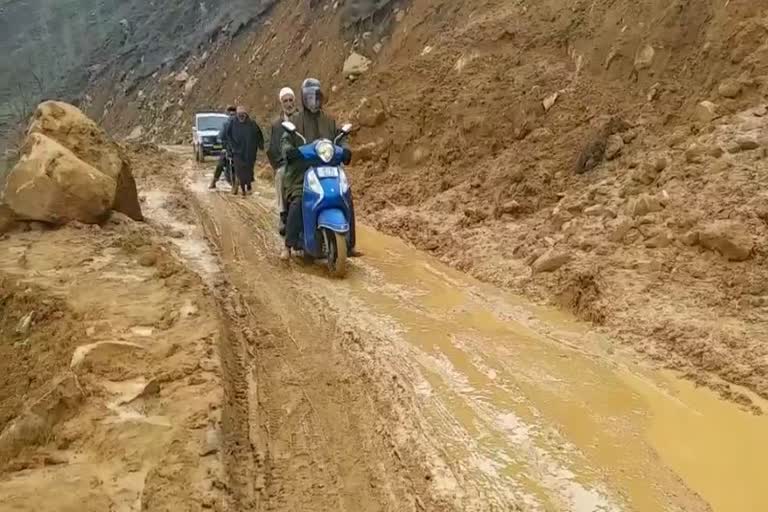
93,0 -> 768,406
0,0 -> 276,151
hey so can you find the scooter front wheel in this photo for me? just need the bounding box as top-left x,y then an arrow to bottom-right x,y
323,229 -> 348,278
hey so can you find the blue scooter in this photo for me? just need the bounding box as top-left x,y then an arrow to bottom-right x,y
282,121 -> 354,277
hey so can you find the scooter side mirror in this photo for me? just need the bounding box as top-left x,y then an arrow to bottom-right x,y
281,121 -> 297,133
340,123 -> 353,134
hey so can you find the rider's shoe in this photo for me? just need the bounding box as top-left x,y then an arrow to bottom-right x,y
208,183 -> 216,190
349,248 -> 363,258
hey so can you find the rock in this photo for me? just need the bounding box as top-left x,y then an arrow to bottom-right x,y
358,106 -> 387,127
685,144 -> 707,163
584,204 -> 616,218
174,70 -> 189,82
736,137 -> 759,151
609,216 -> 634,243
138,250 -> 158,267
200,427 -> 221,456
680,230 -> 699,246
695,101 -> 719,123
542,92 -> 559,112
634,44 -> 655,70
184,76 -> 198,94
528,127 -> 552,143
3,133 -> 116,225
125,126 -> 144,141
395,9 -> 405,22
626,193 -> 663,217
645,231 -> 672,248
15,312 -> 34,335
373,42 -> 382,54
708,145 -> 724,158
0,204 -> 17,234
26,101 -> 143,221
604,135 -> 624,160
494,200 -> 522,218
107,211 -> 135,225
622,130 -> 638,144
343,52 -> 372,78
531,249 -> 571,274
698,221 -> 753,261
718,80 -> 742,99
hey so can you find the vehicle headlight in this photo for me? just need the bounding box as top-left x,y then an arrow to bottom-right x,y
316,141 -> 334,163
306,170 -> 324,196
339,168 -> 349,195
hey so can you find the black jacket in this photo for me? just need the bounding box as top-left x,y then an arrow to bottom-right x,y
218,114 -> 235,151
225,115 -> 264,164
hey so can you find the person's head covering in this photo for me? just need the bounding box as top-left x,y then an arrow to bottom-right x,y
279,87 -> 295,100
301,78 -> 323,113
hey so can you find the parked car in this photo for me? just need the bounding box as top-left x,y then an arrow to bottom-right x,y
192,112 -> 228,162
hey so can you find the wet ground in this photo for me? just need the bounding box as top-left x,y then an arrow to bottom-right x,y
180,152 -> 768,512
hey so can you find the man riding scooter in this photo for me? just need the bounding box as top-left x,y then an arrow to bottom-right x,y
209,105 -> 237,189
280,78 -> 360,260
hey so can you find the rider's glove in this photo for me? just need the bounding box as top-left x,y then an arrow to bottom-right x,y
285,148 -> 302,162
342,148 -> 352,165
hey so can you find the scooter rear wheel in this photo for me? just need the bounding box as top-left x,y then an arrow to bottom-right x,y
323,229 -> 347,278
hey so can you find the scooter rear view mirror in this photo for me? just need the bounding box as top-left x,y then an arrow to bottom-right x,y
282,121 -> 297,133
340,123 -> 352,133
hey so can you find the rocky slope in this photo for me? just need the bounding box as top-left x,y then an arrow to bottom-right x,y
86,0 -> 768,405
0,0 -> 277,154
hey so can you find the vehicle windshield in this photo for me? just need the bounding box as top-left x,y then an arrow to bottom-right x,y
197,115 -> 226,132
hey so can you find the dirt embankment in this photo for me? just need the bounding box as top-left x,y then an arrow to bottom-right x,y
92,0 -> 768,406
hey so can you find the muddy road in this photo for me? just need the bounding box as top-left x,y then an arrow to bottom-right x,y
150,148 -> 768,512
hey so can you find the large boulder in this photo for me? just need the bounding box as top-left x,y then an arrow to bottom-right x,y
27,101 -> 143,220
2,133 -> 116,225
697,221 -> 754,261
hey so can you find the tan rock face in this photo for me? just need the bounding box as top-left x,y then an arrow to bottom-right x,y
27,101 -> 143,220
3,133 -> 116,225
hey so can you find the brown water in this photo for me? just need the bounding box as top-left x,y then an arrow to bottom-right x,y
337,227 -> 768,511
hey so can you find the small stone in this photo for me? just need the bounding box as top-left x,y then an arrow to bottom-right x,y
609,217 -> 634,243
680,231 -> 699,246
200,428 -> 221,456
736,137 -> 759,151
698,221 -> 753,261
542,92 -> 559,112
645,231 -> 672,248
529,127 -> 553,142
531,249 -> 571,273
605,135 -> 624,161
494,200 -> 522,218
626,193 -> 663,217
634,44 -> 655,70
584,204 -> 616,218
695,101 -> 719,123
708,145 -> 724,158
685,144 -> 706,163
15,312 -> 34,335
343,52 -> 372,78
138,251 -> 158,267
718,80 -> 742,99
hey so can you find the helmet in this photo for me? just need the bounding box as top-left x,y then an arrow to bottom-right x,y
301,78 -> 323,113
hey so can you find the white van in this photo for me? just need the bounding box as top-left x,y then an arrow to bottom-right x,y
192,112 -> 228,162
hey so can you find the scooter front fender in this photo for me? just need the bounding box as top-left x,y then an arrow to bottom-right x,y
317,208 -> 349,233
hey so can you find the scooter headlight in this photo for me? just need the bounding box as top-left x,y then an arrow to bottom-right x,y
306,170 -> 324,196
316,141 -> 334,163
339,168 -> 349,195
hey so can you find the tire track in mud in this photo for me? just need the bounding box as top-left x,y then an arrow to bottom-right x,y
189,182 -> 448,512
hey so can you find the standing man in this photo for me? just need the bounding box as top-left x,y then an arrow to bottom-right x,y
209,105 -> 237,189
267,87 -> 297,234
225,106 -> 264,196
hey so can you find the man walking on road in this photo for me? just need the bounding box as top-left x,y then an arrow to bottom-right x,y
267,87 -> 297,234
209,105 -> 237,189
225,106 -> 264,196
